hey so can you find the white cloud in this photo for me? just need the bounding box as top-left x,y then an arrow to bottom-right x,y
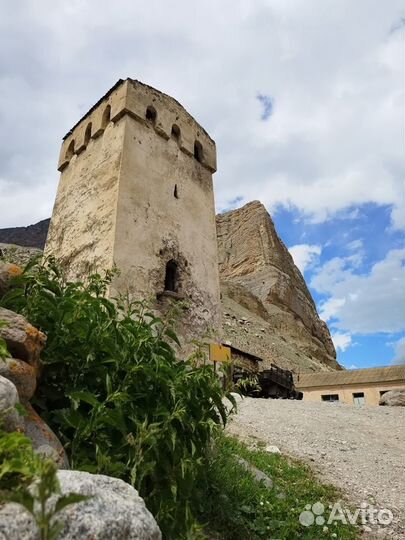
311,248 -> 405,334
288,244 -> 321,274
319,297 -> 346,321
331,332 -> 352,352
0,1 -> 404,229
346,239 -> 363,252
391,336 -> 405,364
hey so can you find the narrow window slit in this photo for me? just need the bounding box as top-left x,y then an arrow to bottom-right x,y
194,140 -> 203,163
146,106 -> 157,124
164,260 -> 178,292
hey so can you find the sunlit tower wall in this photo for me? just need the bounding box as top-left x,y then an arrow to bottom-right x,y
45,78 -> 221,344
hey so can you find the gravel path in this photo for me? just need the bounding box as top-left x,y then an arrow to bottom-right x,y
227,398 -> 405,539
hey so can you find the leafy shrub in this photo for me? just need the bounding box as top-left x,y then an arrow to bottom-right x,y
2,258 -> 231,538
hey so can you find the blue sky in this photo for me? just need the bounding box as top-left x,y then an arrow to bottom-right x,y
0,0 -> 404,368
272,203 -> 405,368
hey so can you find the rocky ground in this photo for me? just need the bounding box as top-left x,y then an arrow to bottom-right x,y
227,398 -> 405,540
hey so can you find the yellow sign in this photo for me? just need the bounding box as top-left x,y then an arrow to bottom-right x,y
209,343 -> 231,363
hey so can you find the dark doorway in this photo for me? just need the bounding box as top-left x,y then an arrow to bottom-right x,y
164,260 -> 178,292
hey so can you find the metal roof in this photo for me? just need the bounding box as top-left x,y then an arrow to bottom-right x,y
295,365 -> 405,389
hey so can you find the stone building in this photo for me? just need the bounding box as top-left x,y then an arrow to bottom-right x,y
295,365 -> 405,406
45,78 -> 221,345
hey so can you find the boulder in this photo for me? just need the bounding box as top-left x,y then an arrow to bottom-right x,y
23,403 -> 69,469
0,307 -> 46,368
0,374 -> 24,432
0,471 -> 162,540
0,262 -> 22,298
0,357 -> 37,400
379,389 -> 405,407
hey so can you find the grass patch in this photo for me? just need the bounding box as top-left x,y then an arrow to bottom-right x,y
200,434 -> 359,540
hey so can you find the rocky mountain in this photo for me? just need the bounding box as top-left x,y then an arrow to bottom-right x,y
0,218 -> 50,249
217,201 -> 341,373
0,202 -> 341,373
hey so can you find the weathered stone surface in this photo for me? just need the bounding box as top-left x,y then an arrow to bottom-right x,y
23,403 -> 69,469
0,308 -> 46,368
379,389 -> 405,407
217,201 -> 342,373
0,471 -> 161,540
236,457 -> 273,489
0,261 -> 22,298
0,374 -> 24,432
0,357 -> 37,400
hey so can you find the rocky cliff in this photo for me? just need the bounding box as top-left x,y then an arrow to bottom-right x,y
217,201 -> 341,373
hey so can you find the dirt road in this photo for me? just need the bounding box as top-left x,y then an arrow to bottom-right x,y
227,398 -> 405,539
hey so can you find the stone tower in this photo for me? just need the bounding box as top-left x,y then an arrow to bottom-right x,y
45,78 -> 221,343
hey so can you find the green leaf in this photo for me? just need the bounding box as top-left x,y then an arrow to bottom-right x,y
54,493 -> 90,513
68,391 -> 100,407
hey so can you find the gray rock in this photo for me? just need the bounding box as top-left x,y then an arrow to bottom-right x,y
0,308 -> 46,368
265,445 -> 281,454
236,457 -> 273,489
0,357 -> 37,400
0,471 -> 161,540
379,389 -> 405,407
24,403 -> 69,469
0,374 -> 23,431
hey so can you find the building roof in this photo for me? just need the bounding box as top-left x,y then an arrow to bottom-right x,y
295,365 -> 405,389
222,343 -> 263,362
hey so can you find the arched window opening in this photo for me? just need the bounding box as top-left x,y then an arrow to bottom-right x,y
146,106 -> 157,124
65,139 -> 75,160
174,184 -> 179,199
164,259 -> 178,292
102,105 -> 111,129
171,124 -> 181,141
84,123 -> 92,145
194,140 -> 203,163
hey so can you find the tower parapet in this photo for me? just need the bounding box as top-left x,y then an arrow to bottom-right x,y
58,79 -> 216,174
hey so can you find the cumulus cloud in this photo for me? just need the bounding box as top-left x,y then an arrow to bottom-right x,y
289,244 -> 322,274
331,332 -> 352,352
391,336 -> 405,364
311,249 -> 405,334
0,0 -> 404,229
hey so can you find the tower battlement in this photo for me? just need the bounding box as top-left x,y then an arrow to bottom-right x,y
58,78 -> 216,173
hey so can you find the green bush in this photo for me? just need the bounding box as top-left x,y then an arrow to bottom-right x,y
1,258 -> 231,538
